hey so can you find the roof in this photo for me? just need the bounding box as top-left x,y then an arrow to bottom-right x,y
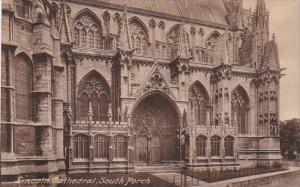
261,39 -> 280,70
72,0 -> 230,27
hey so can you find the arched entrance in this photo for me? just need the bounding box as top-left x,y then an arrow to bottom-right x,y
132,92 -> 179,165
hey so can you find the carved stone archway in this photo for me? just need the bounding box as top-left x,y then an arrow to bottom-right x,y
132,92 -> 180,164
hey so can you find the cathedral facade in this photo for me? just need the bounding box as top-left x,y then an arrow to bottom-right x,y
1,0 -> 282,179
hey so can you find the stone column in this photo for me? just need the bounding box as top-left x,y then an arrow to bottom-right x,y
221,137 -> 225,162
88,102 -> 94,169
7,49 -> 14,153
52,66 -> 64,159
189,130 -> 195,165
207,137 -> 211,163
32,20 -> 54,158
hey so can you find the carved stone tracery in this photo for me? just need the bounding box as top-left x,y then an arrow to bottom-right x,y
129,19 -> 149,54
143,69 -> 170,95
80,76 -> 108,97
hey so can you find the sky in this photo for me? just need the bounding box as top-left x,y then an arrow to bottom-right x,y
243,0 -> 300,120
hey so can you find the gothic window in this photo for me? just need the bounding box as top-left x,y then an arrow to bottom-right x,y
205,31 -> 220,49
136,37 -> 141,53
102,11 -> 110,35
189,82 -> 209,126
73,28 -> 80,46
79,93 -> 89,120
94,135 -> 108,159
1,89 -> 9,121
73,134 -> 89,159
90,92 -> 98,121
166,25 -> 180,44
114,135 -> 127,159
88,30 -> 94,48
131,36 -> 135,49
81,29 -> 87,47
113,13 -> 122,35
95,31 -> 102,48
231,86 -> 249,135
73,12 -> 103,49
77,71 -> 110,121
99,94 -> 109,121
142,38 -> 148,54
129,18 -> 149,55
211,135 -> 221,156
224,136 -> 234,156
1,52 -> 9,121
196,135 -> 207,157
15,0 -> 30,19
166,25 -> 190,57
14,54 -> 33,120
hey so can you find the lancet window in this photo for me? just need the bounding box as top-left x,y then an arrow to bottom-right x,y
211,135 -> 221,156
224,136 -> 234,156
205,31 -> 220,49
231,86 -> 249,135
129,19 -> 149,55
189,82 -> 209,126
73,134 -> 89,159
77,72 -> 110,121
94,135 -> 109,159
114,135 -> 127,159
14,54 -> 33,120
196,135 -> 207,157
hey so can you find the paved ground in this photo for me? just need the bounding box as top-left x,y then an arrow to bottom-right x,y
151,172 -> 207,187
196,167 -> 300,187
150,167 -> 300,187
262,177 -> 300,187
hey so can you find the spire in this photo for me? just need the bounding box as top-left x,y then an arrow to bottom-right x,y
118,6 -> 132,52
259,38 -> 280,71
256,0 -> 267,17
254,0 -> 269,32
223,0 -> 243,27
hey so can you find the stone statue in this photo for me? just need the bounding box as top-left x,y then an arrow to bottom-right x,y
33,0 -> 49,24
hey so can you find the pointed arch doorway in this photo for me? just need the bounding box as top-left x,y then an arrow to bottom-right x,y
132,92 -> 180,165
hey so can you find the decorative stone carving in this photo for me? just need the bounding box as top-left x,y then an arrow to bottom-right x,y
80,76 -> 109,97
198,28 -> 204,36
205,31 -> 220,49
33,0 -> 49,24
231,88 -> 248,105
210,65 -> 232,83
129,18 -> 149,54
158,21 -> 165,30
270,91 -> 276,100
149,19 -> 156,29
224,112 -> 229,125
143,69 -> 170,95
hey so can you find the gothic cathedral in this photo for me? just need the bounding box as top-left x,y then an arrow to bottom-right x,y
1,0 -> 282,179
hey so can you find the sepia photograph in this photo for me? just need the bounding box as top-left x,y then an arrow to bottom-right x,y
1,0 -> 300,186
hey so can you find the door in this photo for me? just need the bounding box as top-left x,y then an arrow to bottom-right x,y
149,135 -> 160,164
135,135 -> 147,163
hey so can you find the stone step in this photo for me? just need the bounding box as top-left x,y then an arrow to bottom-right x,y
135,165 -> 179,173
150,172 -> 207,187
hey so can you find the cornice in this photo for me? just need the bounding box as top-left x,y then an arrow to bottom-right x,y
72,48 -> 115,62
2,42 -> 18,51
